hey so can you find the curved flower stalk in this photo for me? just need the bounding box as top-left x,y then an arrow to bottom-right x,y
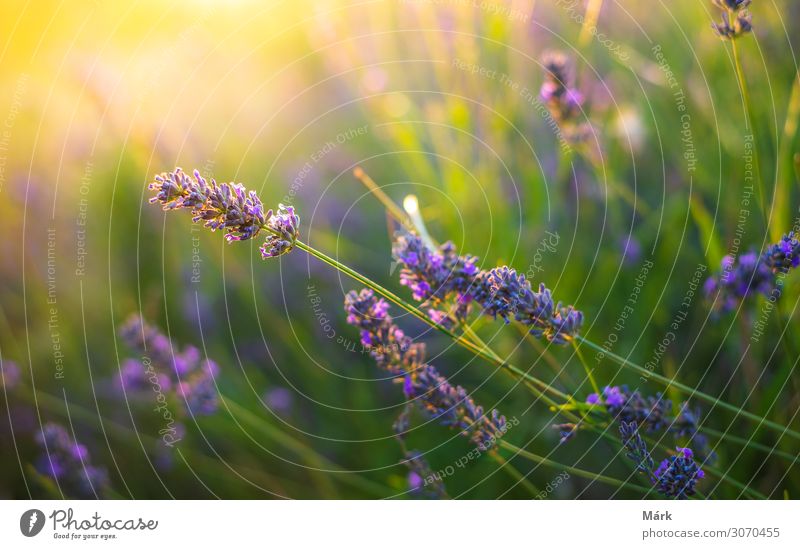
711,0 -> 753,39
35,422 -> 109,498
704,232 -> 800,314
620,422 -> 705,499
149,168 -> 299,259
393,233 -> 583,344
345,289 -> 507,449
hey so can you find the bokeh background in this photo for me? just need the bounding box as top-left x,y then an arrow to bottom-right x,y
1,0 -> 799,499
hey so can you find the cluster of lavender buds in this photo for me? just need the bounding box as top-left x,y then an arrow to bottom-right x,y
403,363 -> 508,449
474,267 -> 583,344
587,385 -> 672,432
704,233 -> 800,314
1,360 -> 20,390
35,423 -> 109,498
344,288 -> 422,374
344,289 -> 507,450
588,386 -> 714,461
118,314 -> 219,416
620,421 -> 654,477
148,167 -> 299,259
619,422 -> 705,499
392,233 -> 479,328
392,234 -> 583,344
653,447 -> 706,499
711,0 -> 753,39
404,450 -> 448,499
539,51 -> 591,144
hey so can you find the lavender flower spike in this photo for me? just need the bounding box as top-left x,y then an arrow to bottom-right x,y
404,450 -> 448,499
653,447 -> 705,499
35,422 -> 109,498
473,267 -> 583,345
711,0 -> 752,39
704,232 -> 800,314
345,289 -> 507,449
148,167 -> 299,259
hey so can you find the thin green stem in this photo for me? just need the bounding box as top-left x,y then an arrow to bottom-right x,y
499,440 -> 654,496
731,36 -> 768,228
578,0 -> 603,47
573,340 -> 601,396
353,167 -> 416,234
703,426 -> 798,464
490,451 -> 541,497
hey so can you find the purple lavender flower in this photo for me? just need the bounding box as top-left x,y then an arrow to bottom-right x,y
1,360 -> 20,390
540,51 -> 591,143
711,0 -> 752,39
762,232 -> 800,273
263,387 -> 293,415
474,267 -> 583,344
404,364 -> 507,449
620,421 -> 655,478
672,403 -> 716,463
620,235 -> 642,266
35,422 -> 109,498
116,358 -> 172,394
653,447 -> 705,499
344,289 -> 421,374
553,423 -> 578,444
473,267 -> 529,323
392,233 -> 479,325
345,289 -> 506,449
587,385 -> 671,432
177,359 -> 219,416
148,167 -> 298,259
261,204 -> 300,259
119,315 -> 219,416
403,451 -> 448,499
391,234 -> 583,343
705,233 -> 800,314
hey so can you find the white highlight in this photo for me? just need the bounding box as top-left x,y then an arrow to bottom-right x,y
28,510 -> 38,533
403,195 -> 419,215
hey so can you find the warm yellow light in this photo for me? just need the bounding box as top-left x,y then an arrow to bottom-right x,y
403,195 -> 419,215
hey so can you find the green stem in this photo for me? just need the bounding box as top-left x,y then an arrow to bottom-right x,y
731,36 -> 768,228
573,340 -> 601,396
490,451 -> 541,497
352,167 -> 416,234
499,440 -> 655,496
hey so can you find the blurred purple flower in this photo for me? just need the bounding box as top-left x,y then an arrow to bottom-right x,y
263,387 -> 293,415
0,360 -> 20,390
35,422 -> 109,498
705,233 -> 800,314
